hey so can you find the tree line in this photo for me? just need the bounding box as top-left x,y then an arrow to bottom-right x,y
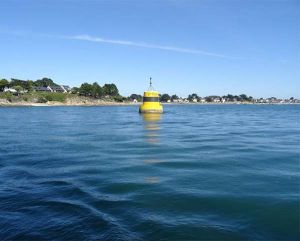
0,78 -> 121,99
158,93 -> 254,102
72,83 -> 119,98
0,78 -> 59,92
126,93 -> 255,102
0,77 -> 261,103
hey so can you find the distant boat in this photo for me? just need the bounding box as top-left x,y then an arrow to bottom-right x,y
139,78 -> 163,113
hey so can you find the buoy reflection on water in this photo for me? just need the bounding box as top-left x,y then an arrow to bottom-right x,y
141,113 -> 162,144
141,112 -> 163,184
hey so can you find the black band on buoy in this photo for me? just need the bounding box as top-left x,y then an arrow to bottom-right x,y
143,97 -> 160,102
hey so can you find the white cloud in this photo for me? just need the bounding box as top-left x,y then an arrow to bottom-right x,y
0,29 -> 238,59
64,34 -> 235,58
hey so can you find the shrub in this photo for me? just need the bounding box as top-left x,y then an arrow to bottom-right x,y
113,95 -> 125,102
44,94 -> 53,101
37,96 -> 47,103
49,93 -> 66,102
2,92 -> 13,102
37,93 -> 66,102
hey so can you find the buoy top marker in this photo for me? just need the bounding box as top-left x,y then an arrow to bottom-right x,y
148,77 -> 155,91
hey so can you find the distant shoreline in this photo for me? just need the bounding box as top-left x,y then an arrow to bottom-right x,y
1,100 -> 299,107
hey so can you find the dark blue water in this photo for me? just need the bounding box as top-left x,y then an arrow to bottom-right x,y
0,105 -> 299,241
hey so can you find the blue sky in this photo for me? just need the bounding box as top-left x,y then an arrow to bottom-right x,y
0,0 -> 299,98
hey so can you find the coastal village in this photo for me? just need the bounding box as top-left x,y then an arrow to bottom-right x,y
0,77 -> 299,105
158,94 -> 300,104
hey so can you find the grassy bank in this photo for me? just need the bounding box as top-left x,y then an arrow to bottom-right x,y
0,92 -> 69,103
0,92 -> 135,106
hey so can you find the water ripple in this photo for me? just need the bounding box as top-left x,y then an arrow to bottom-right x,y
0,105 -> 299,240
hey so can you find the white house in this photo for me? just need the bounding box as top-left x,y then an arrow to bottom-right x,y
61,85 -> 71,92
3,87 -> 17,93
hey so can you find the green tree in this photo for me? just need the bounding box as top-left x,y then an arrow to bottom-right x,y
103,83 -> 119,96
0,79 -> 9,91
205,96 -> 213,102
79,83 -> 93,96
13,85 -> 23,94
113,95 -> 126,102
239,94 -> 248,101
171,94 -> 179,102
234,95 -> 241,101
225,94 -> 234,101
91,82 -> 103,98
71,87 -> 79,94
27,80 -> 34,91
161,93 -> 171,102
188,93 -> 198,102
34,78 -> 57,87
128,94 -> 142,102
10,79 -> 33,91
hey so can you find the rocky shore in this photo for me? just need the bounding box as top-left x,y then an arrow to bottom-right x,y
1,98 -> 297,107
0,97 -> 138,106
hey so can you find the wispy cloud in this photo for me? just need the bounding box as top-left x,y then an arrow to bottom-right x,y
0,29 -> 238,59
64,34 -> 236,59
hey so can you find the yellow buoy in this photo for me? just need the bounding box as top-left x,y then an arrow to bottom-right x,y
139,78 -> 163,113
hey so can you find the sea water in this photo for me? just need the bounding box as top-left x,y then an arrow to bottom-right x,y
0,105 -> 299,240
